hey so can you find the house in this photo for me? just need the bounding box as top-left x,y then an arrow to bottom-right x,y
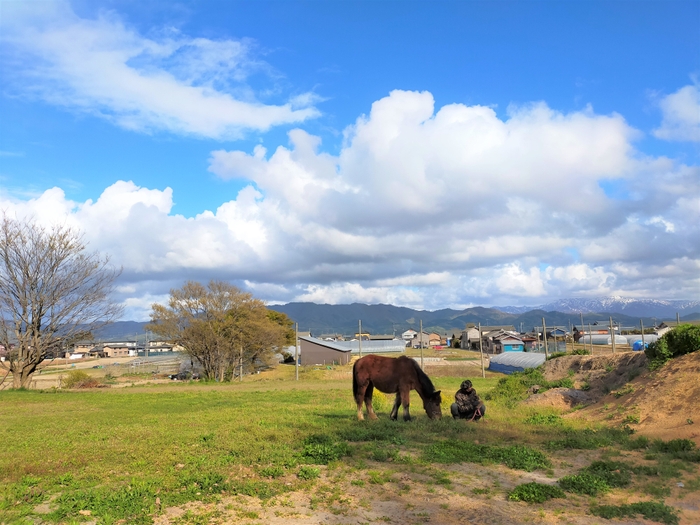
411,332 -> 432,348
491,332 -> 525,353
461,325 -> 517,350
402,329 -> 417,342
369,334 -> 396,341
428,333 -> 442,347
102,341 -> 138,358
655,320 -> 700,337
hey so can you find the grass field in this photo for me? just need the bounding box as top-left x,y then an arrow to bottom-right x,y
1,361 -> 698,525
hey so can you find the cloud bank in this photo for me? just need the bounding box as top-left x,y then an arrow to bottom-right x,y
2,89 -> 698,319
1,2 -> 319,138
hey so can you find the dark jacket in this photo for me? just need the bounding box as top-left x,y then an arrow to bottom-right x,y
454,388 -> 482,415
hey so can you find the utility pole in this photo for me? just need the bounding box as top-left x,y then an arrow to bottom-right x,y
239,345 -> 243,382
677,312 -> 680,325
295,323 -> 299,381
640,319 -> 645,351
588,322 -> 593,354
478,322 -> 485,378
419,320 -> 424,369
358,320 -> 362,359
609,316 -> 616,354
542,317 -> 549,358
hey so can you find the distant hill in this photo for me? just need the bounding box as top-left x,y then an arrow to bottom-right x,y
267,302 -> 696,337
496,297 -> 700,318
93,297 -> 700,340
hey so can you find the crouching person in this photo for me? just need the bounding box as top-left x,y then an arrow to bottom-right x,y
451,380 -> 486,421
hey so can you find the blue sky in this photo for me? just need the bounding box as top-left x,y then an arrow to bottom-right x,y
1,0 -> 699,320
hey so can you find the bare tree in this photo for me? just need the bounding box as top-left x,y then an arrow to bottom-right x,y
148,281 -> 287,381
0,216 -> 122,388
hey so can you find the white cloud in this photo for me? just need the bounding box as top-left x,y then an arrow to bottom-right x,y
1,1 -> 319,138
1,89 -> 699,317
652,83 -> 700,142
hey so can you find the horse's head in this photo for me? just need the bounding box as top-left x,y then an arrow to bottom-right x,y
423,390 -> 442,420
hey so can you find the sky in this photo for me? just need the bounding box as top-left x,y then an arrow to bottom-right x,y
0,0 -> 699,320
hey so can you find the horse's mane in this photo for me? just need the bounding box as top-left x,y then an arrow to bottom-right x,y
411,359 -> 437,394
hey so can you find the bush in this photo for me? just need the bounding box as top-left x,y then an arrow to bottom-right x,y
62,370 -> 101,389
558,473 -> 610,495
508,482 -> 565,503
646,324 -> 700,369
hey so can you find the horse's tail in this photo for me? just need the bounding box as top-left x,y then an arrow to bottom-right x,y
352,358 -> 359,400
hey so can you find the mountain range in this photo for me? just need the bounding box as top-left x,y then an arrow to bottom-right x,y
93,297 -> 700,340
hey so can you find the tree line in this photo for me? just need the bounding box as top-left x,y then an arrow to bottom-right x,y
0,216 -> 293,388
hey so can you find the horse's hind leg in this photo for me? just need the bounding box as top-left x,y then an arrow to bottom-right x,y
364,383 -> 379,420
400,388 -> 411,421
390,393 -> 401,420
355,382 -> 368,421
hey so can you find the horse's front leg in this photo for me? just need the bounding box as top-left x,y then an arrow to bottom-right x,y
401,389 -> 411,421
365,384 -> 378,420
390,393 -> 401,420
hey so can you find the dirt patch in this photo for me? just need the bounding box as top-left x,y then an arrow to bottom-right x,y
574,352 -> 700,445
542,351 -> 648,401
522,387 -> 593,409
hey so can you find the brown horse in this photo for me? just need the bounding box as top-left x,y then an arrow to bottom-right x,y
352,355 -> 442,421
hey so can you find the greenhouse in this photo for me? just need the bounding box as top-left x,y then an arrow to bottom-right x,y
488,352 -> 546,374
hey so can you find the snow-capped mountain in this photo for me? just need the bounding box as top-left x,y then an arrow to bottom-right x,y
495,297 -> 700,318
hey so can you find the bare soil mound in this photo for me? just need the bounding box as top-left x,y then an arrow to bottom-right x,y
522,387 -> 593,409
541,351 -> 648,401
574,352 -> 700,444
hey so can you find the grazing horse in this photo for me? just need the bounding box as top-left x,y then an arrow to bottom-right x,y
352,355 -> 442,421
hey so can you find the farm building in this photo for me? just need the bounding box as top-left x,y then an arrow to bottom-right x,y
298,336 -> 406,365
299,337 -> 352,365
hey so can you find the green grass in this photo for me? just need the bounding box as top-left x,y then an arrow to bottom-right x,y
0,368 -> 696,524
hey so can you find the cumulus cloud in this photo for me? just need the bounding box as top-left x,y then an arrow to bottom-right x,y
2,89 -> 699,318
0,1 -> 319,138
653,82 -> 700,142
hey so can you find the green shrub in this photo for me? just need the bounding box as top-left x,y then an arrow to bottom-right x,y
62,370 -> 100,389
508,482 -> 565,503
558,472 -> 610,495
582,461 -> 632,488
646,324 -> 700,369
591,502 -> 679,525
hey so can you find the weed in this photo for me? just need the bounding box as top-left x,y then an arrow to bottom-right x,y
582,461 -> 632,487
424,440 -> 550,471
260,466 -> 285,478
524,413 -> 562,426
508,482 -> 565,503
623,414 -> 640,424
297,466 -> 320,481
546,427 -> 631,450
471,487 -> 490,495
558,473 -> 610,495
613,385 -> 634,398
301,435 -> 350,465
590,501 -> 679,525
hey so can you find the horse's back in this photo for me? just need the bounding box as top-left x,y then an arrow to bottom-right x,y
353,354 -> 417,393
